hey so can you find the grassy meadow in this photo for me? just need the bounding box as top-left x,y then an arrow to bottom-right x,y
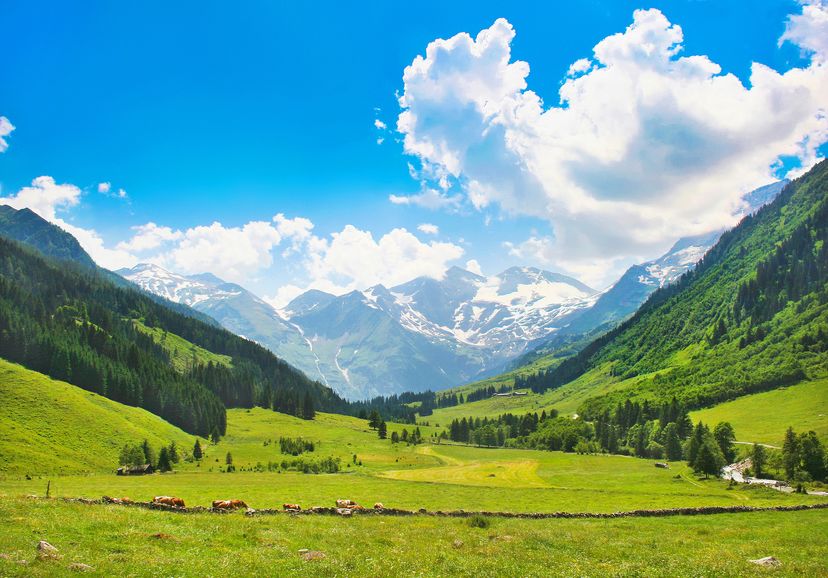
690,379 -> 828,445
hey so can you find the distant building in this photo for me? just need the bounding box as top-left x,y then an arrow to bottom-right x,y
491,391 -> 528,398
116,464 -> 155,476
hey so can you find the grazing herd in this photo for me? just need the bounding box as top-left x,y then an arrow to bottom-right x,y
143,495 -> 383,514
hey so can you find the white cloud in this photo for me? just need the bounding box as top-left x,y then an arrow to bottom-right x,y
0,176 -> 81,220
302,225 -> 464,295
154,220 -> 283,281
389,187 -> 462,210
374,119 -> 387,130
465,259 -> 483,276
781,0 -> 828,63
397,7 -> 828,285
0,176 -> 137,270
97,182 -> 111,194
417,223 -> 439,235
263,284 -> 306,309
117,188 -> 128,199
0,117 -> 14,152
116,222 -> 183,252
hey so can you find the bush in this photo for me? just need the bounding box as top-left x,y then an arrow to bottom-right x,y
468,515 -> 491,529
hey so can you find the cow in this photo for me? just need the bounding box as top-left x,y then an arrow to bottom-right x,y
373,502 -> 384,510
282,503 -> 301,512
153,496 -> 185,508
350,505 -> 366,511
103,496 -> 132,504
212,499 -> 248,510
336,499 -> 357,508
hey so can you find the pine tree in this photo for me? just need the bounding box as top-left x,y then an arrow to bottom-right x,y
663,423 -> 683,461
225,452 -> 233,465
367,410 -> 382,429
211,427 -> 221,445
752,443 -> 767,478
140,439 -> 155,466
713,422 -> 736,464
157,447 -> 172,472
378,421 -> 387,440
694,439 -> 725,478
391,431 -> 400,444
798,431 -> 826,482
168,441 -> 180,464
782,427 -> 800,480
302,392 -> 315,420
193,439 -> 203,460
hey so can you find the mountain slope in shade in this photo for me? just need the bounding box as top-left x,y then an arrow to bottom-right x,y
0,205 -> 96,268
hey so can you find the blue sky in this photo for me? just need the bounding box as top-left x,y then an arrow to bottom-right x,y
1,0 -> 826,303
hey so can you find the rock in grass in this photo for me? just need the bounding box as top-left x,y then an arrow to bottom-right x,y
298,549 -> 310,554
749,556 -> 781,567
452,539 -> 464,549
36,540 -> 60,559
301,551 -> 326,561
68,562 -> 94,572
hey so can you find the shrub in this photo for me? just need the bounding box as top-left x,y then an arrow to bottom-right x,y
468,515 -> 491,529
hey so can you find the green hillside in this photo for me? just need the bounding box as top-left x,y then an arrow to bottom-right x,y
511,160 -> 828,417
690,379 -> 828,446
0,358 -> 193,476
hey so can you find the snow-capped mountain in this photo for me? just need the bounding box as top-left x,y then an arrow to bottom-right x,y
118,263 -> 598,399
116,263 -> 325,384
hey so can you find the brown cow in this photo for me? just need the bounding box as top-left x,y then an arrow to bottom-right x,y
212,499 -> 248,510
335,499 -> 357,508
282,503 -> 301,511
373,502 -> 384,510
153,496 -> 185,508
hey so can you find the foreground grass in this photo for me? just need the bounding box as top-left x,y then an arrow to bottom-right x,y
690,379 -> 828,445
0,497 -> 825,577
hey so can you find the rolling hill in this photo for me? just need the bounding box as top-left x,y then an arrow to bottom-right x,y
0,358 -> 194,476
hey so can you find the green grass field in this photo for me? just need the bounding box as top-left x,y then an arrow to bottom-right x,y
0,359 -> 194,476
3,405 -> 825,514
0,497 -> 825,577
690,379 -> 828,445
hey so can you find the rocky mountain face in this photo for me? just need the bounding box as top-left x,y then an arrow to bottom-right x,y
119,264 -> 598,399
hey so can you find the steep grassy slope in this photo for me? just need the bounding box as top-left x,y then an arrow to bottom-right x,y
0,359 -> 193,476
520,160 -> 828,415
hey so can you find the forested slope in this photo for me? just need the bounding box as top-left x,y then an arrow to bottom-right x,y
524,160 -> 828,416
0,235 -> 347,436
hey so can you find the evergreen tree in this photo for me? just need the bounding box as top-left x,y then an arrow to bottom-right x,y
225,452 -> 233,465
168,441 -> 180,464
140,439 -> 156,466
193,439 -> 203,460
378,420 -> 387,440
157,447 -> 172,472
391,431 -> 400,444
798,431 -> 826,481
211,427 -> 221,445
663,423 -> 683,461
302,392 -> 315,420
713,422 -> 736,464
752,443 -> 767,478
367,410 -> 382,429
782,427 -> 800,480
694,438 -> 725,478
